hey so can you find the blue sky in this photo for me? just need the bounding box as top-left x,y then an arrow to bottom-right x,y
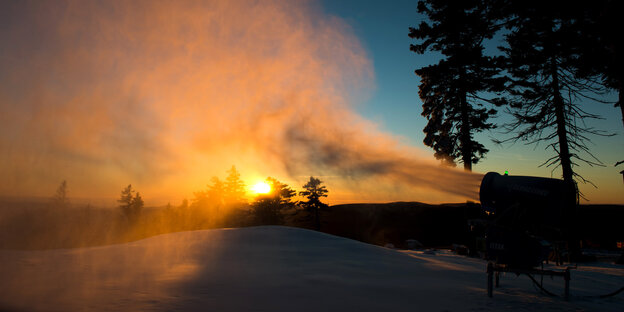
321,0 -> 624,203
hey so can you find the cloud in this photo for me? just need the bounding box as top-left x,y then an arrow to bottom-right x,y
0,0 -> 480,203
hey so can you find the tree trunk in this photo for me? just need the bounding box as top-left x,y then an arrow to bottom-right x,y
619,84 -> 623,129
552,61 -> 580,261
551,60 -> 574,184
460,91 -> 473,171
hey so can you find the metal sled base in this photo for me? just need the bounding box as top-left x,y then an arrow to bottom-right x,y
486,262 -> 571,301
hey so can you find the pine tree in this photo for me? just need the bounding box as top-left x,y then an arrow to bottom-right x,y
132,192 -> 144,215
409,0 -> 506,170
52,180 -> 69,208
497,0 -> 611,185
224,166 -> 246,206
299,176 -> 329,231
118,184 -> 144,224
207,176 -> 225,208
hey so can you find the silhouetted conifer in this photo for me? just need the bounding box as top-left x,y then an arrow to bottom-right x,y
224,166 -> 246,206
409,0 -> 506,171
299,176 -> 329,231
118,184 -> 143,224
52,180 -> 69,208
132,192 -> 144,214
496,0 -> 612,185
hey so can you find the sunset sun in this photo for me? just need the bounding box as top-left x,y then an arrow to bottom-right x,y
251,182 -> 271,194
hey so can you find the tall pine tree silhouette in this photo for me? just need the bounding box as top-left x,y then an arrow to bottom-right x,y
52,180 -> 69,208
118,184 -> 144,224
224,166 -> 246,206
497,0 -> 611,185
299,176 -> 329,231
410,0 -> 505,171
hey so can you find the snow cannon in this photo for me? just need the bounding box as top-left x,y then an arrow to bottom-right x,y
479,172 -> 578,226
479,172 -> 578,268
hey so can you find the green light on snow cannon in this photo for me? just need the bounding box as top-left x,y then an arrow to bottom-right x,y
504,170 -> 508,176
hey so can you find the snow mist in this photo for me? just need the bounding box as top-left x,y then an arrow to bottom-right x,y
0,0 -> 481,203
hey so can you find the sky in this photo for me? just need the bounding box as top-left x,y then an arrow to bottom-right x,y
0,0 -> 622,205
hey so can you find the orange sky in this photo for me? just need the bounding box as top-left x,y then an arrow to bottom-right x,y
1,0 -> 485,205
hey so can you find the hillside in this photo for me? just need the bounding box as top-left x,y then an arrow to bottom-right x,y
1,199 -> 623,251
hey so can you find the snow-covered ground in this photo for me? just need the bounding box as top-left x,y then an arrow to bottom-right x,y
0,226 -> 622,311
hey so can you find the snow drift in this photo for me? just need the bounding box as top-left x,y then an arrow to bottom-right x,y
0,226 -> 622,311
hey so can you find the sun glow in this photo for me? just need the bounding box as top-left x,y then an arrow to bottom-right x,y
251,182 -> 271,194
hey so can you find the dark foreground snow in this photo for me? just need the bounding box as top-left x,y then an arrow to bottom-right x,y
0,226 -> 622,311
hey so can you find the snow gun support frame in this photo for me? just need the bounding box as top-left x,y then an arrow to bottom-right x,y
487,261 -> 571,300
479,172 -> 578,300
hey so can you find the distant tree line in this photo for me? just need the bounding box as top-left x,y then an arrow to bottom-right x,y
3,179 -> 620,252
110,166 -> 331,231
18,170 -> 330,249
410,0 -> 622,187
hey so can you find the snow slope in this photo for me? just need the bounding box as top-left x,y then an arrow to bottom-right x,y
0,226 -> 622,311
